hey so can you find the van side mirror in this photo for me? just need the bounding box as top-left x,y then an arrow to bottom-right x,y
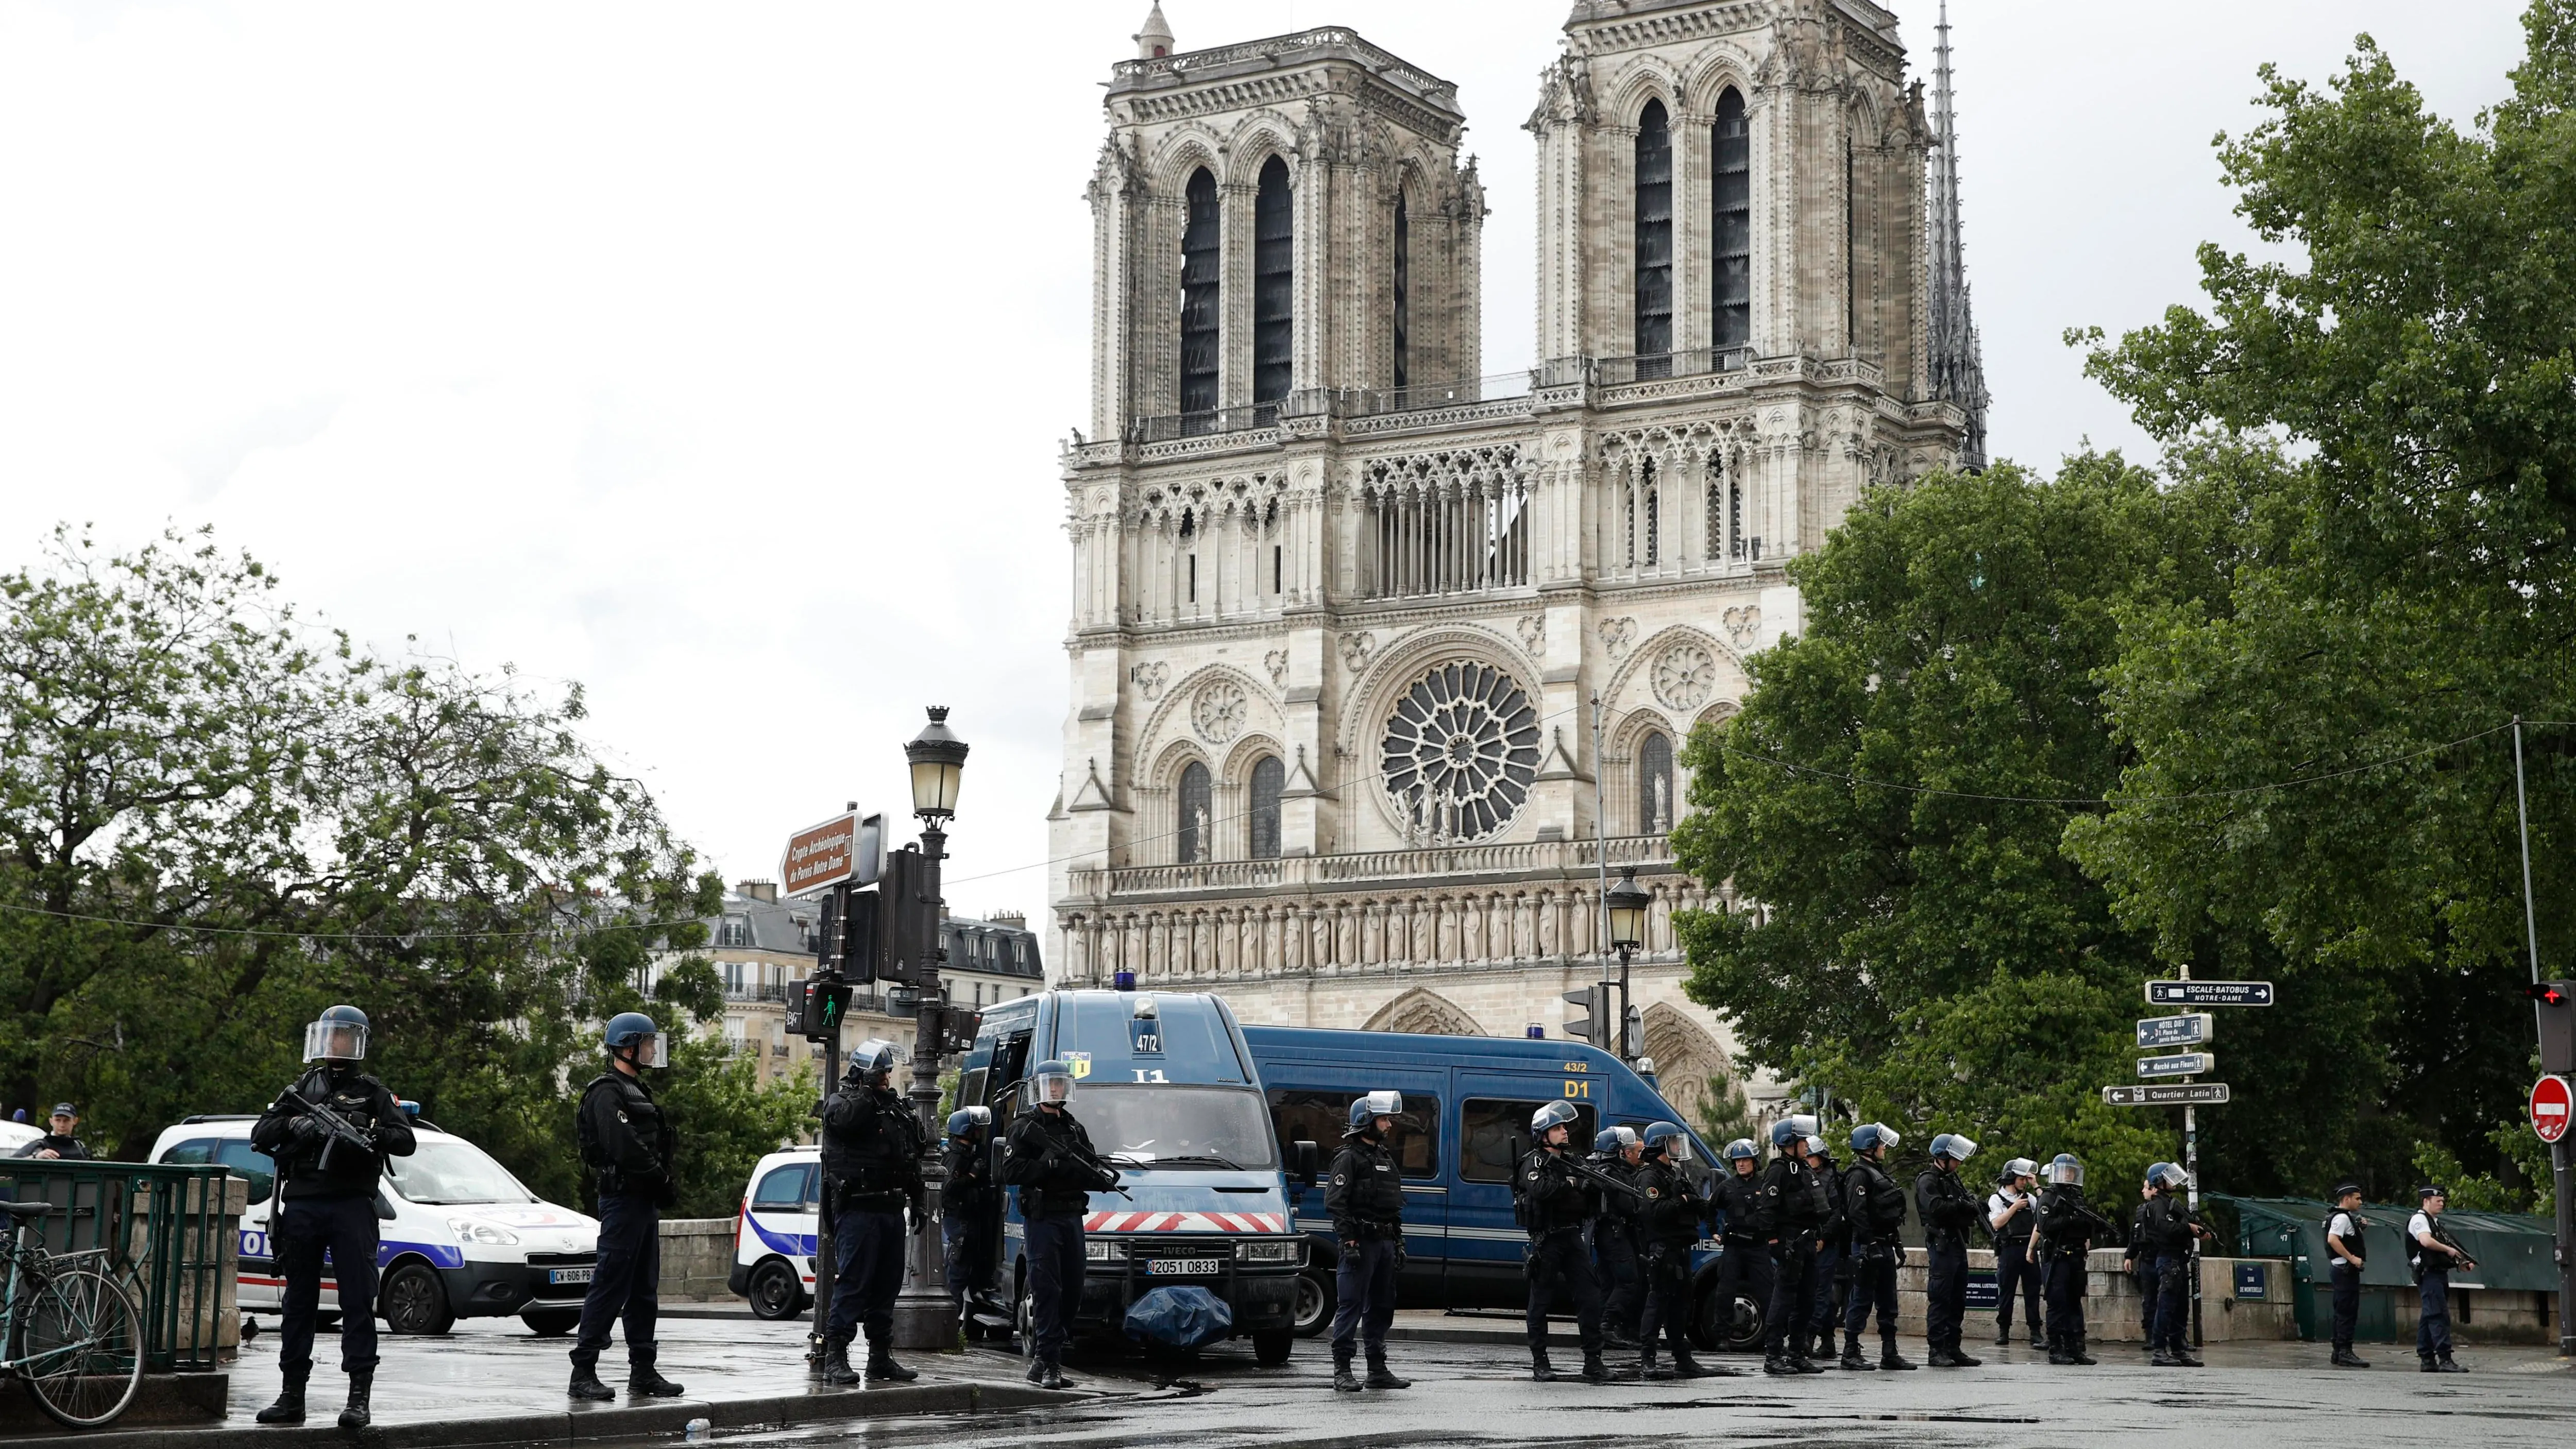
1293,1140 -> 1320,1187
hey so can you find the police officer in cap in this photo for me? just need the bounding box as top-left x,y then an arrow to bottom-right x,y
942,1105 -> 998,1329
2409,1185 -> 2472,1372
1756,1115 -> 1827,1375
1589,1126 -> 1645,1349
820,1039 -> 927,1385
1002,1060 -> 1121,1390
1515,1100 -> 1622,1383
1326,1090 -> 1410,1392
570,1012 -> 683,1402
1706,1138 -> 1772,1356
1839,1123 -> 1916,1371
13,1104 -> 90,1161
1914,1132 -> 1982,1367
1631,1122 -> 1732,1380
1987,1158 -> 2043,1348
251,1005 -> 416,1428
2324,1181 -> 2369,1367
2036,1153 -> 2109,1366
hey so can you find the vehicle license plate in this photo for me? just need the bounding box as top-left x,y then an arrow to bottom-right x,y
548,1267 -> 595,1286
1145,1258 -> 1221,1276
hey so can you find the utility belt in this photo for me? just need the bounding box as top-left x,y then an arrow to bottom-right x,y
1348,1218 -> 1402,1241
836,1185 -> 906,1213
1926,1229 -> 1969,1252
595,1166 -> 666,1199
1020,1187 -> 1090,1220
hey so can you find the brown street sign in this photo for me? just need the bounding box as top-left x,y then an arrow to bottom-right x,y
781,811 -> 884,897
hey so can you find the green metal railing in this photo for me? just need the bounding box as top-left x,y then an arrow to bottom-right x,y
0,1161 -> 235,1372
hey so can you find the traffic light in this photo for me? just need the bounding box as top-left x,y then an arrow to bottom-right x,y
866,847 -> 940,987
786,977 -> 855,1043
930,1003 -> 984,1055
2524,980 -> 2576,1075
1562,984 -> 1611,1047
816,888 -> 880,985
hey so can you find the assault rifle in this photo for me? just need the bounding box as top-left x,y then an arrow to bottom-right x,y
2414,1217 -> 2478,1280
1041,1138 -> 1134,1202
274,1089 -> 379,1175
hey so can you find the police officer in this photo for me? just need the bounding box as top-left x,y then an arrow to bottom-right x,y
2141,1164 -> 2205,1367
13,1104 -> 90,1161
2036,1153 -> 2109,1366
1589,1126 -> 1645,1350
1914,1133 -> 1982,1368
1986,1159 -> 2043,1348
2324,1181 -> 2369,1368
1002,1060 -> 1120,1390
2409,1185 -> 2472,1372
1631,1122 -> 1730,1380
1326,1090 -> 1409,1392
1706,1138 -> 1773,1358
819,1039 -> 927,1385
1839,1123 -> 1916,1372
1515,1100 -> 1620,1383
570,1012 -> 683,1402
1804,1132 -> 1848,1363
250,1005 -> 417,1429
1756,1115 -> 1827,1376
2120,1165 -> 2166,1355
942,1105 -> 998,1328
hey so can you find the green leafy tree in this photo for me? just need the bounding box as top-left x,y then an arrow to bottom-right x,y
2067,3 -> 2576,1195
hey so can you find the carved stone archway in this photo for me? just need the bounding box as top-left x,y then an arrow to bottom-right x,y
1639,1002 -> 1735,1124
1364,987 -> 1485,1038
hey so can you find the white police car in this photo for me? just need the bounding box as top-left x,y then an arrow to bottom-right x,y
150,1113 -> 600,1336
729,1145 -> 821,1320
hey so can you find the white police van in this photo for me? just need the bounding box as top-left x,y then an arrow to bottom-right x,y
728,1145 -> 820,1320
150,1114 -> 600,1336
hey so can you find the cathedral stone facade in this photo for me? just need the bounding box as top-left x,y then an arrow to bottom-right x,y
1046,0 -> 1983,1122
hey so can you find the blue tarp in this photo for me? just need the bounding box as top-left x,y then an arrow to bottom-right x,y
1123,1285 -> 1234,1350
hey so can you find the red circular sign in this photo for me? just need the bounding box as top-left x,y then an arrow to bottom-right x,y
2531,1075 -> 2573,1144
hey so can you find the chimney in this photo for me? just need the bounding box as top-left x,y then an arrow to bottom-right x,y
990,909 -> 1026,929
737,879 -> 779,904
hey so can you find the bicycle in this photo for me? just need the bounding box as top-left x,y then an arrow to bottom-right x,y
0,1201 -> 144,1428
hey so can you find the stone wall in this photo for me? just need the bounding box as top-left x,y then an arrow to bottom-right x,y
1890,1249 -> 2296,1343
659,1219 -> 738,1302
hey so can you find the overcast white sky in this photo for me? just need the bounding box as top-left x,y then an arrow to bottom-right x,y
0,1 -> 2531,923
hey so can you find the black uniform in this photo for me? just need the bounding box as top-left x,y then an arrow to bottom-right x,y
1324,1132 -> 1404,1367
2324,1204 -> 2367,1356
11,1132 -> 90,1160
1630,1155 -> 1704,1365
2139,1192 -> 2194,1353
2035,1183 -> 2107,1354
1588,1151 -> 1643,1343
2124,1198 -> 2159,1343
572,1067 -> 677,1383
1807,1150 -> 1847,1346
1707,1167 -> 1775,1349
943,1130 -> 998,1313
1914,1164 -> 1980,1358
250,1065 -> 416,1383
1755,1150 -> 1827,1358
1515,1146 -> 1606,1367
1988,1184 -> 2043,1343
1841,1155 -> 1909,1352
820,1079 -> 926,1358
1001,1106 -> 1114,1365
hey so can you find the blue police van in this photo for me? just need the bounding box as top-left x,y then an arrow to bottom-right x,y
954,988 -> 1316,1365
1243,1026 -> 1762,1351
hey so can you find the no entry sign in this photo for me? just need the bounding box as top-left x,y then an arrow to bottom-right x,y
2532,1074 -> 2574,1145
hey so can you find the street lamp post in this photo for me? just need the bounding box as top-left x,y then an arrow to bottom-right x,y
1605,866 -> 1651,1063
891,707 -> 969,1351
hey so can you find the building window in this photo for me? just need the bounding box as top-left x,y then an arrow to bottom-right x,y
1642,458 -> 1659,567
1713,88 -> 1751,351
1180,167 -> 1220,415
1249,755 -> 1284,859
722,960 -> 744,994
1177,761 -> 1212,864
1634,99 -> 1673,363
1638,731 -> 1674,834
1392,193 -> 1410,389
1254,156 -> 1294,406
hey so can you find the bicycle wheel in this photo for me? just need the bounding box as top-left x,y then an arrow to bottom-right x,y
17,1267 -> 144,1428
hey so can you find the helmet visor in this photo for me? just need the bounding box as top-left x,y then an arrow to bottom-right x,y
1947,1134 -> 1979,1161
304,1019 -> 369,1063
2049,1157 -> 2084,1186
629,1031 -> 670,1070
853,1038 -> 900,1078
1803,1135 -> 1827,1156
1033,1068 -> 1076,1108
1664,1134 -> 1694,1164
1363,1089 -> 1403,1118
1531,1100 -> 1579,1134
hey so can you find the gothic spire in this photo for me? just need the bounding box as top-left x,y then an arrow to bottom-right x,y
1134,3 -> 1175,60
1925,0 -> 1991,471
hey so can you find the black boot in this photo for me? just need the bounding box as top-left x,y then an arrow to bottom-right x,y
568,1362 -> 616,1401
1670,1350 -> 1731,1378
256,1368 -> 309,1425
1839,1331 -> 1871,1370
1638,1345 -> 1674,1380
1364,1355 -> 1409,1390
1024,1353 -> 1045,1384
1947,1340 -> 1981,1367
2067,1334 -> 2096,1367
866,1348 -> 918,1383
337,1371 -> 373,1430
1762,1351 -> 1797,1376
1333,1352 -> 1363,1392
2332,1347 -> 2370,1368
2168,1340 -> 2203,1368
1038,1354 -> 1077,1390
1879,1336 -> 1917,1371
2046,1335 -> 2072,1367
822,1341 -> 861,1387
2150,1345 -> 2179,1367
2433,1354 -> 2467,1374
630,1366 -> 685,1397
1994,1321 -> 2013,1346
1581,1353 -> 1632,1384
1530,1347 -> 1560,1383
1928,1342 -> 1964,1368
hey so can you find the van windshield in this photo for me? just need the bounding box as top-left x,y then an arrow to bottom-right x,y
387,1137 -> 537,1205
1074,1085 -> 1278,1171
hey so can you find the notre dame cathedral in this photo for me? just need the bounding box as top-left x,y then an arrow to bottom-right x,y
1046,0 -> 1988,1122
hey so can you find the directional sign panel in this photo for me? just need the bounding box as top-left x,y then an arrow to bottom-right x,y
2146,980 -> 2274,1007
2137,1013 -> 2215,1049
2105,1083 -> 2231,1106
2138,1051 -> 2215,1078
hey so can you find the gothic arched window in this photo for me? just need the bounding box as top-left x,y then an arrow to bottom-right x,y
1177,761 -> 1212,863
1638,732 -> 1674,835
1180,167 -> 1220,415
1392,192 -> 1411,390
1254,156 -> 1294,406
1634,99 -> 1673,362
1249,755 -> 1284,859
1713,88 -> 1751,351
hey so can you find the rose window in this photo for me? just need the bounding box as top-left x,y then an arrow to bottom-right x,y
1380,661 -> 1542,842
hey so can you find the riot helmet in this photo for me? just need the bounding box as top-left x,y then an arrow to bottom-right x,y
1723,1137 -> 1760,1173
304,1004 -> 370,1064
1349,1089 -> 1403,1137
1029,1059 -> 1078,1110
1929,1132 -> 1979,1164
2151,1163 -> 2189,1192
2004,1157 -> 2038,1185
2047,1153 -> 2084,1187
1643,1121 -> 1691,1162
1802,1134 -> 1828,1160
2144,1161 -> 2174,1186
1850,1123 -> 1900,1157
1769,1114 -> 1819,1150
1594,1125 -> 1639,1155
1531,1099 -> 1581,1144
946,1105 -> 992,1139
846,1038 -> 900,1086
603,1011 -> 668,1069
